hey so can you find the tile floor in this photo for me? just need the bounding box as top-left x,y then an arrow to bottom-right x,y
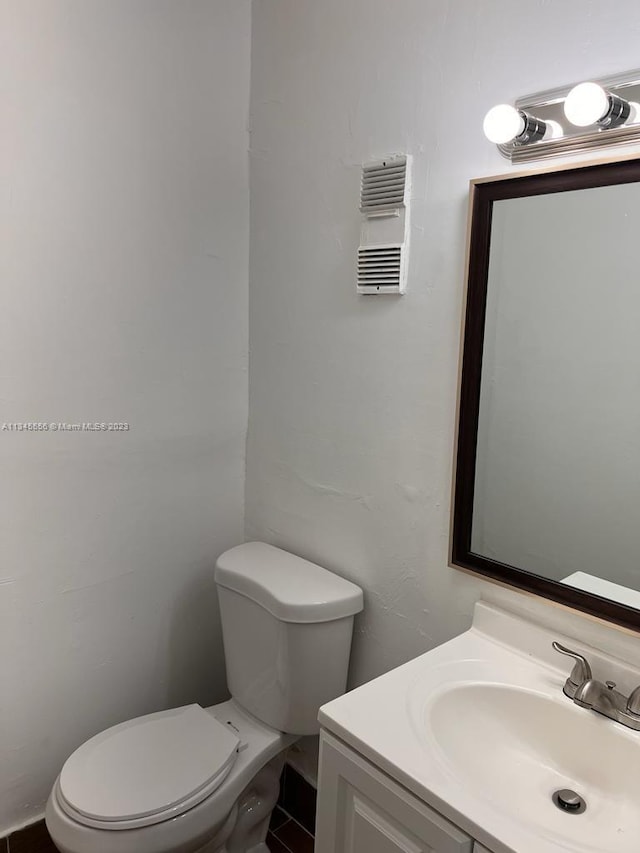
3,763 -> 316,853
2,820 -> 57,853
2,808 -> 314,853
267,804 -> 315,852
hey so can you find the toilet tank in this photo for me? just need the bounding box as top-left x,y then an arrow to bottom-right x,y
215,542 -> 363,735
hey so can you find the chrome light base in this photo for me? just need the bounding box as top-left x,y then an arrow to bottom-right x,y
497,68 -> 640,163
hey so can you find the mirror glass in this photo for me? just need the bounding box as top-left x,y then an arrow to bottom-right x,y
453,159 -> 640,629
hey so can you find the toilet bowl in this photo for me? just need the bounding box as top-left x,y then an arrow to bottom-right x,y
46,542 -> 363,853
46,699 -> 295,853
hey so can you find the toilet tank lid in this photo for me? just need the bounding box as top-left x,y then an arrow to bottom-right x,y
215,542 -> 363,623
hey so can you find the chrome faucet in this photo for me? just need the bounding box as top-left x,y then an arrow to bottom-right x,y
553,642 -> 640,731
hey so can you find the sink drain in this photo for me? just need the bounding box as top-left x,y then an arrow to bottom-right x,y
552,789 -> 587,814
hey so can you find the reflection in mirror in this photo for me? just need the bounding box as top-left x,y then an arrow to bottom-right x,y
453,158 -> 640,630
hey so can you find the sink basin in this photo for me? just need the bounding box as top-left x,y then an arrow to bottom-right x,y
426,682 -> 640,852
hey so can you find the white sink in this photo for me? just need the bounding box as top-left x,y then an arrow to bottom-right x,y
426,682 -> 640,852
319,601 -> 640,853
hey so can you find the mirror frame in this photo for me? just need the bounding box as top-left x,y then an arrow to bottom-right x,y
452,155 -> 640,632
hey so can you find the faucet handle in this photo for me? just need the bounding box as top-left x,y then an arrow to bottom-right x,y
626,685 -> 640,716
552,642 -> 593,689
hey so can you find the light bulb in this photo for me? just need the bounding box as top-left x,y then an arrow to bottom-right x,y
483,104 -> 525,145
564,82 -> 610,127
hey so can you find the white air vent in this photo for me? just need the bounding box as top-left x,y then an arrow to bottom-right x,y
356,154 -> 411,295
357,245 -> 405,294
360,156 -> 407,213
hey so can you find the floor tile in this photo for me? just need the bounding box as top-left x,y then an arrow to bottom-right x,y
269,806 -> 290,832
279,766 -> 317,835
273,817 -> 315,853
267,833 -> 292,853
8,820 -> 57,853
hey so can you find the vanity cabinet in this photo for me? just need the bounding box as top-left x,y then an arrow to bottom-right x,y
316,731 -> 476,853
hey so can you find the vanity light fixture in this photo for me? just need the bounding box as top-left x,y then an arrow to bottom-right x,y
564,82 -> 640,129
483,104 -> 561,146
483,67 -> 640,163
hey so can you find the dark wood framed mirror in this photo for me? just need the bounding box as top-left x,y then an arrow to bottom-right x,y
452,155 -> 640,632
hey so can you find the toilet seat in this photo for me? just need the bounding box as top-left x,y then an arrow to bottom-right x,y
58,705 -> 240,830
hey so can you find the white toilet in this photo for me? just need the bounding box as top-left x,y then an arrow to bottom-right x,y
46,542 -> 363,853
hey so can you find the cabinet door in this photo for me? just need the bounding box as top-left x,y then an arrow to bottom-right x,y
473,846 -> 493,853
316,731 -> 473,853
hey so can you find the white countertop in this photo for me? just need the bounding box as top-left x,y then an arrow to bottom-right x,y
318,601 -> 640,853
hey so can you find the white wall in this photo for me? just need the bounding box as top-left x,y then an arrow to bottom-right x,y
246,0 -> 640,702
5,0 -> 640,828
1,0 -> 250,833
